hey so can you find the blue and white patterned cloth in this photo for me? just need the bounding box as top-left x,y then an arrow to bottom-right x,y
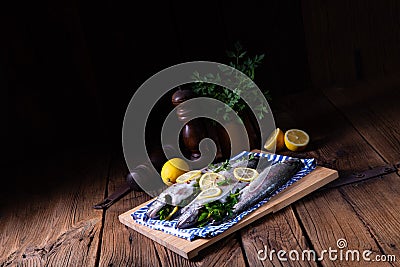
131,151 -> 317,241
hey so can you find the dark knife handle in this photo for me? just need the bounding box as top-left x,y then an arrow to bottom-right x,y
93,145 -> 183,209
93,165 -> 151,209
320,163 -> 398,190
93,182 -> 132,209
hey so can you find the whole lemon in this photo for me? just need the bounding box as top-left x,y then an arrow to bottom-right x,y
161,158 -> 189,186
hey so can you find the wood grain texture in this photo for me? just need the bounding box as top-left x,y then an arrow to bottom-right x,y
156,234 -> 247,267
0,152 -> 109,266
322,77 -> 400,264
272,90 -> 385,171
322,75 -> 400,164
273,90 -> 399,265
240,207 -> 318,267
295,190 -> 392,266
241,150 -> 324,267
98,157 -> 159,267
102,156 -> 249,265
302,0 -> 400,88
119,166 -> 338,259
338,173 -> 400,263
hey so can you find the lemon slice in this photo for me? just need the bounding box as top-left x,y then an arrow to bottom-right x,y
199,173 -> 226,190
197,187 -> 222,199
284,129 -> 310,151
233,167 -> 259,182
164,206 -> 179,220
175,170 -> 202,183
264,128 -> 285,152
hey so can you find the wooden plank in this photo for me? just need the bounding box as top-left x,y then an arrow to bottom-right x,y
321,77 -> 400,263
101,156 -> 249,265
295,189 -> 392,267
0,151 -> 109,266
155,234 -> 247,267
240,207 -> 318,267
98,157 -> 160,266
273,90 -> 398,265
239,154 -> 318,267
324,0 -> 355,85
119,166 -> 338,259
338,173 -> 400,260
302,1 -> 400,88
272,90 -> 387,171
322,75 -> 400,164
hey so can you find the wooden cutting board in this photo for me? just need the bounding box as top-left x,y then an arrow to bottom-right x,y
119,166 -> 338,259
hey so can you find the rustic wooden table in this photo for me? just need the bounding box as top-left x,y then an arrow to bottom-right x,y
2,76 -> 399,266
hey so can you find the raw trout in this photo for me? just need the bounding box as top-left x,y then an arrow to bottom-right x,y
146,179 -> 200,219
177,159 -> 302,228
232,159 -> 302,214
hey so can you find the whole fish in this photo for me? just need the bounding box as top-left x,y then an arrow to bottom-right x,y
146,179 -> 200,219
232,159 -> 303,214
147,154 -> 260,220
176,178 -> 248,228
175,156 -> 261,228
176,159 -> 302,228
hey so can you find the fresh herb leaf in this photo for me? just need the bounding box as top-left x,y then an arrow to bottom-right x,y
208,159 -> 231,173
217,180 -> 229,186
196,189 -> 242,227
157,205 -> 173,220
198,212 -> 209,222
192,41 -> 271,121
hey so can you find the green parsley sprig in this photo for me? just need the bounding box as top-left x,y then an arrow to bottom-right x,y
208,159 -> 231,173
197,189 -> 241,227
192,42 -> 271,121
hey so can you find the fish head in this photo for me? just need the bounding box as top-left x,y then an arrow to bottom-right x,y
146,200 -> 165,219
176,204 -> 201,229
282,159 -> 303,172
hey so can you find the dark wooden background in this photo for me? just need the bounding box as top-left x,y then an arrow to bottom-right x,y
5,0 -> 400,173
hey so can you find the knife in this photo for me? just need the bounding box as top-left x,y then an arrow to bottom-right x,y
93,164 -> 150,209
320,162 -> 399,190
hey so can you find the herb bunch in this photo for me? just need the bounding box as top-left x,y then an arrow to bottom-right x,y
197,189 -> 241,227
192,42 -> 271,121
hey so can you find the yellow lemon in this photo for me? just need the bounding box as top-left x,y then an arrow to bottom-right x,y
264,128 -> 285,152
161,158 -> 189,186
199,173 -> 226,190
233,167 -> 259,182
176,170 -> 202,184
197,187 -> 222,199
284,129 -> 310,151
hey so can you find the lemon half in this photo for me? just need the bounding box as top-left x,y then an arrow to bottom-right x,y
264,128 -> 285,152
284,129 -> 310,151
